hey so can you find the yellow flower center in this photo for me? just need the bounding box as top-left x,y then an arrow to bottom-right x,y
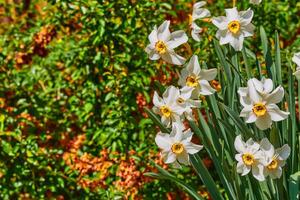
177,97 -> 185,104
171,143 -> 184,154
252,103 -> 267,117
160,106 -> 172,117
267,159 -> 278,170
186,75 -> 199,87
242,153 -> 255,166
228,20 -> 241,34
155,40 -> 167,54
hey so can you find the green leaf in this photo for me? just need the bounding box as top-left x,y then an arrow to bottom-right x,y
190,154 -> 224,200
145,162 -> 204,200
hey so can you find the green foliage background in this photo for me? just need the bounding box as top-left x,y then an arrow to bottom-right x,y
0,0 -> 300,199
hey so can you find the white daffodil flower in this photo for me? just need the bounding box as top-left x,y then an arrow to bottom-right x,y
178,55 -> 217,98
189,1 -> 211,41
176,86 -> 201,120
155,123 -> 203,167
234,135 -> 265,181
153,86 -> 186,127
212,7 -> 254,51
250,0 -> 262,5
292,52 -> 300,80
145,20 -> 188,65
239,78 -> 289,130
260,138 -> 290,179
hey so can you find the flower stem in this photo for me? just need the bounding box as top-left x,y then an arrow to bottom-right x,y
233,0 -> 236,7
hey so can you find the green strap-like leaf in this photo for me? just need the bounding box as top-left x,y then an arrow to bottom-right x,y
190,154 -> 224,200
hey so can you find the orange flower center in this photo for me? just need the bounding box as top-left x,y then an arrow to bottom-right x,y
267,159 -> 278,170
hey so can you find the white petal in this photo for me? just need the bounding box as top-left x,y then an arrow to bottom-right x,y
199,80 -> 215,95
255,114 -> 272,130
182,128 -> 193,141
212,16 -> 227,30
161,116 -> 171,127
180,86 -> 193,100
163,86 -> 180,104
229,34 -> 244,51
292,52 -> 300,67
225,7 -> 239,21
246,138 -> 260,152
178,68 -> 189,87
184,142 -> 203,154
219,33 -> 234,45
191,28 -> 201,42
164,151 -> 177,163
241,23 -> 254,37
161,52 -> 186,65
269,167 -> 282,179
177,152 -> 190,165
167,30 -> 188,49
193,1 -> 206,10
262,78 -> 274,94
265,86 -> 284,104
251,78 -> 264,93
187,55 -> 201,75
239,9 -> 253,26
149,51 -> 160,60
234,135 -> 246,153
187,99 -> 201,108
238,87 -> 248,97
252,164 -> 265,181
193,8 -> 211,20
240,105 -> 252,117
171,103 -> 186,115
239,96 -> 252,107
248,78 -> 262,103
172,123 -> 183,142
235,154 -> 243,162
245,112 -> 257,123
153,91 -> 164,107
293,69 -> 300,80
277,144 -> 291,160
155,132 -> 172,150
199,68 -> 218,81
260,138 -> 275,158
267,104 -> 289,122
157,20 -> 171,41
237,162 -> 250,175
148,26 -> 158,43
250,0 -> 262,5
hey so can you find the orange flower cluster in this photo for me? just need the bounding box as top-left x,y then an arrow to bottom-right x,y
63,135 -> 114,190
33,25 -> 56,57
115,156 -> 151,199
136,92 -> 148,118
15,25 -> 56,69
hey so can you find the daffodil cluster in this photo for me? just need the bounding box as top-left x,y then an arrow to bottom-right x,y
235,135 -> 290,181
152,55 -> 218,167
145,1 -> 294,180
239,78 -> 289,130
